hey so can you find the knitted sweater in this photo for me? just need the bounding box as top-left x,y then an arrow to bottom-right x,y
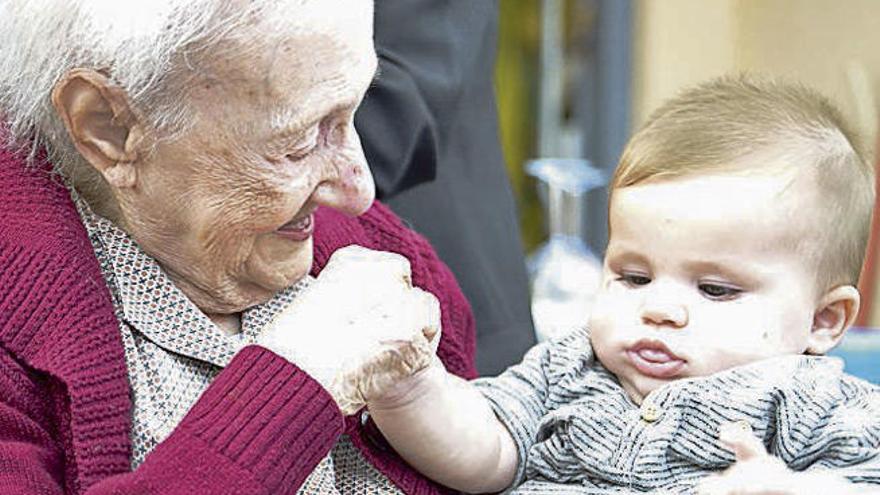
0,144 -> 477,495
476,328 -> 880,493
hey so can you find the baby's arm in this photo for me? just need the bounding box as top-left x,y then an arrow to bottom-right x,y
367,361 -> 519,494
363,327 -> 578,493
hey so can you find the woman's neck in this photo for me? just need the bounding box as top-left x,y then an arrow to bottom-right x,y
207,312 -> 242,336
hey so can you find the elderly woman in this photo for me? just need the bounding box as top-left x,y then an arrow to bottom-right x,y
0,1 -> 476,494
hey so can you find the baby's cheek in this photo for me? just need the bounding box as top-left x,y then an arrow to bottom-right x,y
696,331 -> 770,374
590,288 -> 633,325
587,292 -> 613,332
588,297 -> 625,353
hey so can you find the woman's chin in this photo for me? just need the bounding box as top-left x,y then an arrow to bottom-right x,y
181,239 -> 313,313
245,249 -> 312,291
196,279 -> 289,314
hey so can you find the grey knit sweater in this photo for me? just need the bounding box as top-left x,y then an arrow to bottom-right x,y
474,328 -> 880,494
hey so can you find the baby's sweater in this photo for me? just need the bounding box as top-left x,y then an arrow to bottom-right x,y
475,328 -> 880,494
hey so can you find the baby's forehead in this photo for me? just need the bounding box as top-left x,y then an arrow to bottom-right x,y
625,158 -> 825,208
612,167 -> 815,210
608,170 -> 821,254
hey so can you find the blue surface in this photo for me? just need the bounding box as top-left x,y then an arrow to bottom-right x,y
829,328 -> 880,384
832,351 -> 880,383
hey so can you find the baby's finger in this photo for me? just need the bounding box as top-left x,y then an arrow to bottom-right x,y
719,421 -> 767,462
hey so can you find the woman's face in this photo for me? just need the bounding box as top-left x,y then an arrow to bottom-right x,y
120,3 -> 377,313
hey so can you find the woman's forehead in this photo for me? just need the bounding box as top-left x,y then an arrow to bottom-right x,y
182,20 -> 378,127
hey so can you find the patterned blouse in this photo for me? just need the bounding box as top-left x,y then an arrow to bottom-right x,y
73,194 -> 403,494
475,327 -> 880,494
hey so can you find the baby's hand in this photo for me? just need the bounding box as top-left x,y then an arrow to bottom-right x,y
696,422 -> 864,495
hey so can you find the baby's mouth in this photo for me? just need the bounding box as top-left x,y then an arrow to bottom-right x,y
626,340 -> 686,379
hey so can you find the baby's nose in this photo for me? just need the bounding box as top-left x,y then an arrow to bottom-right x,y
640,300 -> 688,329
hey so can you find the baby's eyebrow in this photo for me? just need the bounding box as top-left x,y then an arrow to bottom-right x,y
685,260 -> 729,272
683,260 -> 756,282
604,247 -> 650,267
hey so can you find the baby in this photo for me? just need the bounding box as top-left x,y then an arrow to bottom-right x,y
364,76 -> 880,494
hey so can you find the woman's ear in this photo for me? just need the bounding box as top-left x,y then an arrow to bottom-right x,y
50,68 -> 147,189
808,285 -> 860,354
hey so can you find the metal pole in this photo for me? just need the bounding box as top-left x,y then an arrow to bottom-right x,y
538,0 -> 564,158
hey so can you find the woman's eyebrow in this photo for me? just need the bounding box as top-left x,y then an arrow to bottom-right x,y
270,107 -> 327,139
269,55 -> 379,138
269,104 -> 307,135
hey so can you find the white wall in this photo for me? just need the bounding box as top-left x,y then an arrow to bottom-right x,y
633,0 -> 880,149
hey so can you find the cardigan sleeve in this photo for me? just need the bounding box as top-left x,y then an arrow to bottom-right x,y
0,345 -> 65,494
0,345 -> 344,495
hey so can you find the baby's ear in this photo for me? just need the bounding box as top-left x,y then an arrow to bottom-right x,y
808,285 -> 860,354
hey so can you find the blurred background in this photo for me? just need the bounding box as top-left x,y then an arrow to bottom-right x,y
494,0 -> 880,380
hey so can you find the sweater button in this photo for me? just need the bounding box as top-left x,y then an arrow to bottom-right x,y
734,420 -> 752,433
640,401 -> 661,423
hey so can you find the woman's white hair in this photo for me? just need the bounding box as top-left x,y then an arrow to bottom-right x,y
0,0 -> 304,176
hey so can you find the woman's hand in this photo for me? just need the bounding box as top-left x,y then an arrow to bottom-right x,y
258,245 -> 441,414
696,422 -> 866,495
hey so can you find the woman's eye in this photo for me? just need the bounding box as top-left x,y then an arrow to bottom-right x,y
618,272 -> 651,287
284,127 -> 321,161
698,283 -> 742,300
285,144 -> 316,162
285,140 -> 317,162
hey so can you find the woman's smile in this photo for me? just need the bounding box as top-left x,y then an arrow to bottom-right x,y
275,210 -> 315,242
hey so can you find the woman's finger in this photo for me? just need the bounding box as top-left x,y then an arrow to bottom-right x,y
324,245 -> 413,287
411,287 -> 441,343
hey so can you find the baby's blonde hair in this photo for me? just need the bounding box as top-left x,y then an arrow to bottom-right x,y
612,75 -> 875,290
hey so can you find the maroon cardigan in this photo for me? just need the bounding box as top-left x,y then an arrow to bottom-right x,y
0,145 -> 477,494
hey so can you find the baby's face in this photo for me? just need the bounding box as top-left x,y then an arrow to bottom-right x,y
590,172 -> 820,404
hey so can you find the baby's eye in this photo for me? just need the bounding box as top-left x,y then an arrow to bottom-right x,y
618,272 -> 651,288
698,283 -> 742,300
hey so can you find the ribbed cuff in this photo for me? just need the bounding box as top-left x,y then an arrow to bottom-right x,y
178,345 -> 344,492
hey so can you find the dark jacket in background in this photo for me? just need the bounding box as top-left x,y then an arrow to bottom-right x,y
355,0 -> 536,375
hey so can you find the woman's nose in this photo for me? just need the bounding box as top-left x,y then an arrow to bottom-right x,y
640,294 -> 688,329
311,125 -> 376,215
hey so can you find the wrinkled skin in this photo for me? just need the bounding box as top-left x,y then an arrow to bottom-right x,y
110,2 -> 378,319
